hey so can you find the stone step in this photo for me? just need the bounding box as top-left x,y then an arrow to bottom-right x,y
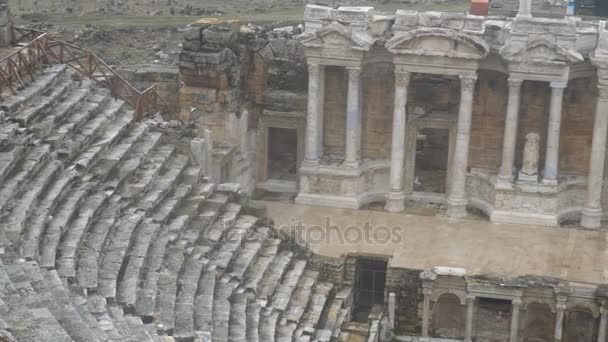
1,64 -> 68,114
135,215 -> 191,317
19,169 -> 78,260
138,153 -> 189,213
76,195 -> 124,289
228,291 -> 248,342
246,299 -> 262,342
259,310 -> 280,342
0,145 -> 24,185
0,144 -> 51,212
74,112 -> 134,172
295,282 -> 334,338
97,211 -> 146,298
7,307 -> 74,342
239,239 -> 281,293
211,276 -> 238,341
193,266 -> 216,333
154,244 -> 185,332
100,131 -> 163,191
90,122 -> 148,181
49,89 -> 111,148
276,322 -> 298,342
269,259 -> 308,312
284,269 -> 320,324
107,305 -> 155,342
207,214 -> 259,271
115,220 -> 162,306
119,144 -> 175,200
44,184 -> 97,271
173,256 -> 207,339
317,286 -> 353,339
225,235 -> 265,282
86,294 -> 122,340
12,74 -> 74,126
150,182 -> 193,223
32,80 -> 94,136
61,99 -> 124,159
257,249 -> 294,302
2,159 -> 62,242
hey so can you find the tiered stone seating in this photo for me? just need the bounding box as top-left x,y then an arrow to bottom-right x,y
0,65 -> 355,341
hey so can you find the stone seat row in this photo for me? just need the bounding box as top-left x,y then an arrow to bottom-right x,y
0,64 -> 356,341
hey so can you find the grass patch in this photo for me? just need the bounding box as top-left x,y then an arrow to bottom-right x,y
52,1 -> 469,28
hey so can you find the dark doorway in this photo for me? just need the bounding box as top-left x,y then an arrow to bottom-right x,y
267,127 -> 298,181
354,257 -> 387,321
414,128 -> 450,194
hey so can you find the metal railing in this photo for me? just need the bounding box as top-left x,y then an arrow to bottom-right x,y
0,26 -> 170,121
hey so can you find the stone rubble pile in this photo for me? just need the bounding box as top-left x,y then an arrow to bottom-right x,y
0,64 -> 353,341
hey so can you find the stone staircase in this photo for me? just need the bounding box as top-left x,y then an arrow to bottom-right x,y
0,64 -> 354,341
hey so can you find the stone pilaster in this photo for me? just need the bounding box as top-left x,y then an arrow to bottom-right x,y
554,297 -> 567,342
316,65 -> 326,160
543,81 -> 566,185
464,295 -> 475,342
509,299 -> 521,342
385,71 -> 411,212
421,284 -> 432,338
305,62 -> 322,164
345,67 -> 362,167
598,301 -> 607,342
517,0 -> 532,18
582,84 -> 608,229
498,78 -> 523,184
447,75 -> 477,218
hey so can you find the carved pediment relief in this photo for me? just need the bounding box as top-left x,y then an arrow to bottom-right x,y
299,22 -> 375,51
501,37 -> 583,66
385,28 -> 490,60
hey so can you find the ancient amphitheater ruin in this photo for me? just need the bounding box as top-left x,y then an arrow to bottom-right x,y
2,0 -> 608,341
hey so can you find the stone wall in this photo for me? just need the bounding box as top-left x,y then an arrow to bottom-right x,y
385,268 -> 422,334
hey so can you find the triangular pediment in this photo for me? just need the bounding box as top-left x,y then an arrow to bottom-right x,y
300,22 -> 374,51
385,28 -> 489,60
501,37 -> 583,66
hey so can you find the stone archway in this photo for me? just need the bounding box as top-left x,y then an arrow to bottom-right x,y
521,302 -> 555,342
431,293 -> 466,339
563,307 -> 598,342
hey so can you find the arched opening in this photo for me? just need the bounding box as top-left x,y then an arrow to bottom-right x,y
521,302 -> 555,342
563,307 -> 598,342
431,293 -> 465,339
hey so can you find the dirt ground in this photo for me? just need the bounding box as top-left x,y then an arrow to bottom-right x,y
10,1 -> 468,68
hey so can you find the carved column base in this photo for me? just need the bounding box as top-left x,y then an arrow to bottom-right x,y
385,191 -> 406,213
447,197 -> 468,219
581,206 -> 603,229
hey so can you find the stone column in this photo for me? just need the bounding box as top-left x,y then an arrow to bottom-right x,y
582,85 -> 608,228
598,301 -> 607,342
509,299 -> 521,342
345,67 -> 362,167
385,71 -> 411,212
421,285 -> 432,338
464,295 -> 475,342
316,65 -> 326,160
554,298 -> 567,342
543,81 -> 566,185
447,75 -> 477,218
305,63 -> 322,164
498,78 -> 523,184
517,0 -> 532,18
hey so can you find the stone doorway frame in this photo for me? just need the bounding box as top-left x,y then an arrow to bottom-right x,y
256,110 -> 306,194
404,113 -> 457,203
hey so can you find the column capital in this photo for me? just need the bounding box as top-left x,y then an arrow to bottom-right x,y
508,78 -> 523,89
347,67 -> 362,80
550,80 -> 568,89
460,75 -> 478,92
512,298 -> 522,306
598,85 -> 608,100
395,71 -> 411,87
308,63 -> 321,77
466,294 -> 476,302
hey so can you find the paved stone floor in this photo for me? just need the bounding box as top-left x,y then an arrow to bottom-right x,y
263,201 -> 608,285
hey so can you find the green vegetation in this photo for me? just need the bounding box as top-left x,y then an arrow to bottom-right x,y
48,0 -> 468,28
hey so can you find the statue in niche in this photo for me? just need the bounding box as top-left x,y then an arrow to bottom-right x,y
521,132 -> 540,176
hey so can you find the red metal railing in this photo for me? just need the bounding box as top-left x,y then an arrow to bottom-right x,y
0,27 -> 170,121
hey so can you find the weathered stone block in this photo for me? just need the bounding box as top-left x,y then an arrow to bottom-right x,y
335,6 -> 374,24
304,5 -> 334,21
